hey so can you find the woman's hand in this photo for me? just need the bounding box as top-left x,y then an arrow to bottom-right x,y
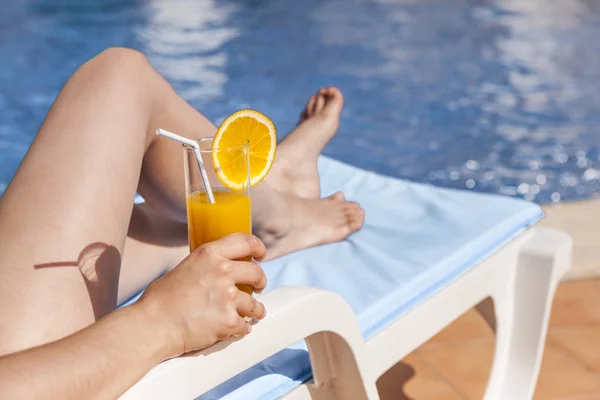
135,233 -> 268,359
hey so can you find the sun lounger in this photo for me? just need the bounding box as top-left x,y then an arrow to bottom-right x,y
121,157 -> 572,400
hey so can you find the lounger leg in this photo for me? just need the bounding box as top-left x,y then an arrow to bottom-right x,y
482,228 -> 572,400
304,332 -> 380,400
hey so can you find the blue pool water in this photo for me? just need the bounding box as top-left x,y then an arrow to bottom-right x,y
1,0 -> 600,203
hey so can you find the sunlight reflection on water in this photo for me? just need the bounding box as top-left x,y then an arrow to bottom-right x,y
1,0 -> 600,203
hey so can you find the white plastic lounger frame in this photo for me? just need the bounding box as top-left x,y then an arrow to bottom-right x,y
121,227 -> 572,400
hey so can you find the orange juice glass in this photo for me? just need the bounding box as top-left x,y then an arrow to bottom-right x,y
183,138 -> 253,295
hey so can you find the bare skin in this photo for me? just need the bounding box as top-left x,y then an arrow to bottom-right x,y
0,233 -> 269,400
0,47 -> 364,358
254,86 -> 365,259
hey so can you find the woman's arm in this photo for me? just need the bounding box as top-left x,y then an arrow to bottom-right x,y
0,304 -> 171,399
0,233 -> 268,399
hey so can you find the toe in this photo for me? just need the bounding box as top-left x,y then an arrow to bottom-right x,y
305,94 -> 317,118
357,208 -> 366,226
343,202 -> 361,215
328,191 -> 346,203
345,201 -> 360,209
314,94 -> 326,114
299,95 -> 316,123
322,87 -> 344,117
324,86 -> 343,98
349,219 -> 363,231
346,205 -> 365,231
298,109 -> 307,123
334,224 -> 352,241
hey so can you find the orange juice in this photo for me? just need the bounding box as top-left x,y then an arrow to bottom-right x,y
186,189 -> 253,294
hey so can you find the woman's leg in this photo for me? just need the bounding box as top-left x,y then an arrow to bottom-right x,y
0,48 -> 363,355
0,48 -> 184,354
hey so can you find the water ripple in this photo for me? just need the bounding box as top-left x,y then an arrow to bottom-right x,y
1,0 -> 600,203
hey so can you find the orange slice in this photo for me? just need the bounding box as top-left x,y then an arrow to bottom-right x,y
212,109 -> 276,190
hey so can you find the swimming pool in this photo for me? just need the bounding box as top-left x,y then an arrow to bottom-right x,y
1,0 -> 600,203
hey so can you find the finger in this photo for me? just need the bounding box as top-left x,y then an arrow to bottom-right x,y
230,317 -> 252,338
229,261 -> 267,292
206,233 -> 267,260
236,291 -> 266,320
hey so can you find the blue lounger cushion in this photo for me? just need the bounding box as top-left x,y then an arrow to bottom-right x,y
122,156 -> 543,400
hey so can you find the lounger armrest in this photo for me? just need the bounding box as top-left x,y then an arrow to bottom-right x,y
120,286 -> 363,400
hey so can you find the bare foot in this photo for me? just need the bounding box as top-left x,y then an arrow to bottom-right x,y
252,87 -> 365,260
254,192 -> 365,260
266,86 -> 344,199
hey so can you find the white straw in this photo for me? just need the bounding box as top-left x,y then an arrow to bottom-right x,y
156,128 -> 215,204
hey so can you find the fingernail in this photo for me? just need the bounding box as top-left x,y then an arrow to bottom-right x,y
246,323 -> 252,334
251,235 -> 264,249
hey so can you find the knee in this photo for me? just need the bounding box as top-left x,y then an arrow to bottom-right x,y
80,47 -> 154,87
96,47 -> 149,67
